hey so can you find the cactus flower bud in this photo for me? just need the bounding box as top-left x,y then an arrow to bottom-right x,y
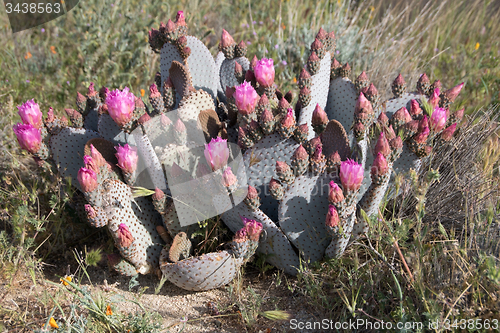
77,167 -> 98,192
222,167 -> 237,188
166,19 -> 176,33
444,82 -> 464,102
453,108 -> 464,122
312,104 -> 328,127
428,88 -> 440,109
374,132 -> 391,157
430,107 -> 447,132
355,92 -> 373,115
413,126 -> 430,144
329,181 -> 344,203
378,112 -> 389,125
254,58 -> 275,87
152,187 -> 165,201
325,205 -> 339,228
105,87 -> 135,127
385,125 -> 396,141
115,144 -> 138,174
161,114 -> 172,127
174,118 -> 186,133
282,108 -> 295,128
204,137 -> 230,171
371,152 -> 389,177
339,159 -> 364,192
441,123 -> 457,141
117,223 -> 134,248
293,145 -> 308,160
220,29 -> 235,48
17,99 -> 43,129
234,81 -> 259,115
13,123 -> 41,153
175,10 -> 186,26
393,107 -> 412,124
410,99 -> 422,117
389,136 -> 403,151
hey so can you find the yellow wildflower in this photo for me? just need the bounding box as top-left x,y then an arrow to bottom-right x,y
50,46 -> 56,54
475,42 -> 480,50
25,52 -> 32,60
106,305 -> 113,316
281,24 -> 286,30
369,6 -> 375,12
140,89 -> 145,97
49,317 -> 58,328
60,275 -> 72,286
292,77 -> 297,83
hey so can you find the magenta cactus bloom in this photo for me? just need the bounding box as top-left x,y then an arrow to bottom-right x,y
339,159 -> 364,192
241,216 -> 263,242
105,87 -> 135,126
204,137 -> 230,171
254,58 -> 275,87
222,167 -> 237,187
13,123 -> 42,153
430,107 -> 447,132
234,81 -> 259,115
77,167 -> 98,192
117,223 -> 134,248
325,205 -> 339,228
175,10 -> 186,26
17,99 -> 43,129
115,144 -> 138,174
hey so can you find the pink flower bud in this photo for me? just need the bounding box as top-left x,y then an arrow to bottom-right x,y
312,145 -> 323,161
174,118 -> 186,132
428,88 -> 440,109
204,136 -> 230,171
234,81 -> 259,115
105,87 -> 135,126
329,181 -> 344,203
371,153 -> 389,177
115,144 -> 138,174
378,112 -> 389,125
152,187 -> 165,201
325,205 -> 339,228
281,108 -> 295,128
419,115 -> 429,132
355,92 -> 373,114
77,167 -> 98,192
393,107 -> 412,124
84,155 -> 99,173
166,19 -> 176,33
175,10 -> 186,26
222,167 -> 237,187
374,132 -> 391,157
13,123 -> 41,153
117,223 -> 134,248
254,58 -> 275,87
385,125 -> 396,141
220,29 -> 235,48
410,99 -> 422,117
161,114 -> 172,126
339,159 -> 364,192
444,82 -> 464,102
312,104 -> 328,126
441,123 -> 457,141
247,185 -> 259,199
17,99 -> 43,129
261,108 -> 274,123
453,108 -> 464,122
430,107 -> 447,132
413,126 -> 430,144
293,145 -> 308,160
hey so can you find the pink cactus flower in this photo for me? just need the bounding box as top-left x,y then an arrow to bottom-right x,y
105,87 -> 135,126
83,155 -> 99,173
325,205 -> 339,228
175,11 -> 186,26
254,58 -> 275,87
339,159 -> 364,192
241,216 -> 263,242
13,123 -> 41,153
234,81 -> 259,115
115,144 -> 138,174
117,223 -> 134,248
17,99 -> 43,129
77,167 -> 98,192
430,107 -> 447,132
222,167 -> 237,187
204,137 -> 230,171
233,228 -> 248,243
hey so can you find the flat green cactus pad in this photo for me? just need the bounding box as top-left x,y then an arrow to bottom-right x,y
49,127 -> 101,191
279,173 -> 332,264
219,57 -> 250,92
385,92 -> 424,117
97,114 -> 135,146
298,53 -> 331,139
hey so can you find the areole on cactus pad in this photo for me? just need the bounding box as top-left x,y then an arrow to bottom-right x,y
13,10 -> 465,290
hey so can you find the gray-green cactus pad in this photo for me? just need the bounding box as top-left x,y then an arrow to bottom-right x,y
222,203 -> 301,275
324,77 -> 357,132
162,204 -> 190,238
49,127 -> 101,191
215,51 -> 226,102
219,57 -> 250,92
83,107 -> 99,132
279,174 -> 331,264
160,249 -> 241,291
243,133 -> 299,221
385,92 -> 424,117
392,144 -> 421,176
98,114 -> 135,146
160,36 -> 218,102
298,53 -> 331,139
105,179 -> 165,273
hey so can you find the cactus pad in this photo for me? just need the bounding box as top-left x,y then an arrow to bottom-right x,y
324,77 -> 358,131
219,57 -> 250,92
320,120 -> 351,160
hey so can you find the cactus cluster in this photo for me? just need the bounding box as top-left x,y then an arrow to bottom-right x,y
14,11 -> 464,288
